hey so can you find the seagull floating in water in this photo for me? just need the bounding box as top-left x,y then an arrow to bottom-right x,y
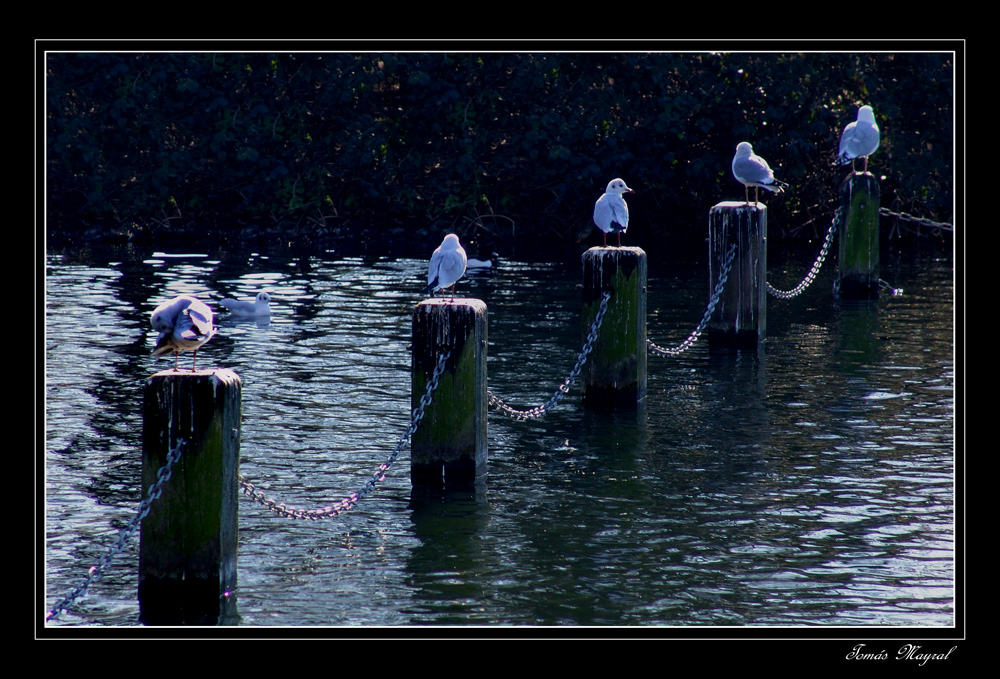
467,253 -> 497,271
150,295 -> 216,371
835,105 -> 880,174
422,233 -> 468,301
593,178 -> 634,247
219,291 -> 272,317
732,142 -> 788,205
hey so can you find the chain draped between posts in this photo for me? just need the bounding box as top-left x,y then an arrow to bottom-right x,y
238,348 -> 451,520
879,207 -> 953,233
486,290 -> 611,420
46,439 -> 187,622
47,351 -> 451,621
767,208 -> 841,300
50,197 -> 943,622
647,242 -> 737,358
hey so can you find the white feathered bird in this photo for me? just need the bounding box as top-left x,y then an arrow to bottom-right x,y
421,233 -> 468,301
593,178 -> 634,247
219,291 -> 272,317
835,105 -> 880,173
150,295 -> 216,370
732,142 -> 788,204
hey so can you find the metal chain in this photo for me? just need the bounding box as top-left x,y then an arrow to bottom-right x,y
767,208 -> 841,299
879,279 -> 904,296
487,290 -> 611,420
878,207 -> 953,232
46,439 -> 187,622
647,242 -> 736,358
239,349 -> 451,520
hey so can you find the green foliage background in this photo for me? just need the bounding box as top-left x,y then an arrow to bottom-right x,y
45,51 -> 954,255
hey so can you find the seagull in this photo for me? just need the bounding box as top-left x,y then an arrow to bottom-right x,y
732,142 -> 788,205
593,178 -> 634,247
466,253 -> 498,271
835,105 -> 880,174
219,291 -> 272,317
421,233 -> 468,301
150,295 -> 216,371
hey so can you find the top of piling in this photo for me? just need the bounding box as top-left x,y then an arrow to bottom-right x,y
584,246 -> 646,256
148,368 -> 241,385
417,297 -> 487,311
712,201 -> 767,212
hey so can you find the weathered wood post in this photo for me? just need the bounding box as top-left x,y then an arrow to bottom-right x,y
411,298 -> 488,491
581,246 -> 647,410
707,202 -> 767,350
837,172 -> 880,299
140,368 -> 241,625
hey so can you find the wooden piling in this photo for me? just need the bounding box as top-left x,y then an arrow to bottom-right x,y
837,173 -> 880,299
411,298 -> 488,491
707,202 -> 767,350
581,247 -> 647,410
140,368 -> 241,625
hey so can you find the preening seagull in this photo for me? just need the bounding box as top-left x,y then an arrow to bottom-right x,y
835,105 -> 880,174
422,233 -> 468,301
220,291 -> 272,317
732,142 -> 788,204
593,178 -> 634,247
150,295 -> 216,371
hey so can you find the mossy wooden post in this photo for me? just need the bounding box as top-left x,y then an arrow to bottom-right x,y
581,247 -> 647,410
411,299 -> 488,491
140,368 -> 241,625
837,173 -> 880,299
707,202 -> 767,351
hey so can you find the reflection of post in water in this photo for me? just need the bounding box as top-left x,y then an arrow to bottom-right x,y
705,348 -> 769,455
140,369 -> 241,625
581,246 -> 647,411
707,202 -> 767,351
411,298 -> 488,493
837,173 -> 881,299
836,300 -> 882,371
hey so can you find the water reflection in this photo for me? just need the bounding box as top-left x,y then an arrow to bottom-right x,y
44,242 -> 955,628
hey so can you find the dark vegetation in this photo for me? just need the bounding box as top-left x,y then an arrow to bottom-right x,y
45,51 -> 954,259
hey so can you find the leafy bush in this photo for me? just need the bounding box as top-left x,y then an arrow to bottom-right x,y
45,51 -> 954,253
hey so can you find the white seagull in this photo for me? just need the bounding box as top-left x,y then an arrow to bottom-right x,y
835,105 -> 880,174
732,142 -> 788,204
422,233 -> 468,301
219,291 -> 272,317
593,178 -> 634,247
150,295 -> 216,371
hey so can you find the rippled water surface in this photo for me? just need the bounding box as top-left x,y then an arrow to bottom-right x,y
43,241 -> 956,630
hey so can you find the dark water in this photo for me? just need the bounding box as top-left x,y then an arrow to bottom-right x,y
43,240 -> 955,629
